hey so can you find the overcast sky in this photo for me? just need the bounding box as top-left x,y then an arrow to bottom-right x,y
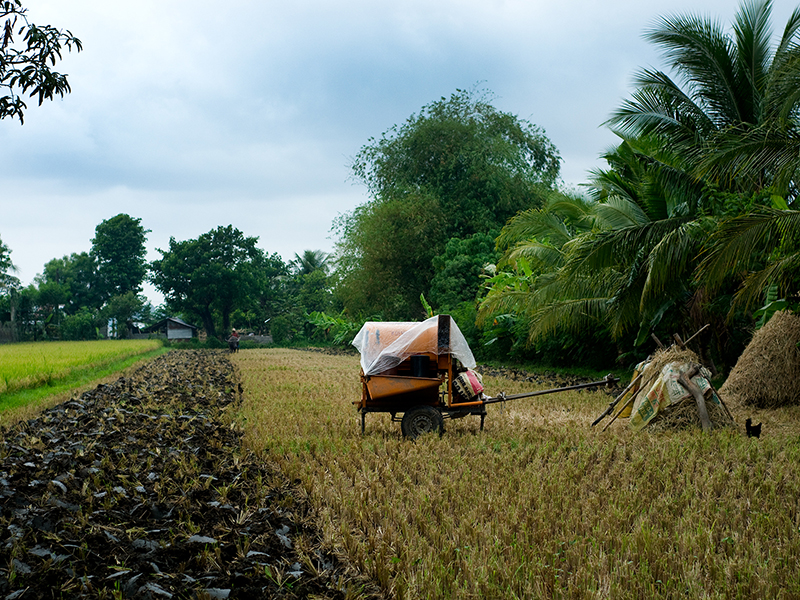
2,0 -> 797,305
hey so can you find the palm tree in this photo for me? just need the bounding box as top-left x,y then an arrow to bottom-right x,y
482,1 -> 800,363
481,145 -> 714,346
607,0 -> 800,197
292,250 -> 330,276
698,206 -> 800,309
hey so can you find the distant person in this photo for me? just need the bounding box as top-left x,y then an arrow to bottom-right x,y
228,329 -> 240,353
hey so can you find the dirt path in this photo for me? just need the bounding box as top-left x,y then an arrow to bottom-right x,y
0,350 -> 375,599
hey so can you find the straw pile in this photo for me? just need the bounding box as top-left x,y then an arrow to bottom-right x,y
719,310 -> 800,409
639,346 -> 701,382
647,393 -> 735,432
633,346 -> 735,431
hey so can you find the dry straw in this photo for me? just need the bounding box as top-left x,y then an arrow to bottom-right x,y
720,310 -> 800,408
627,346 -> 735,431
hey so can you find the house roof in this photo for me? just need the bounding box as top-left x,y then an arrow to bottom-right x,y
142,317 -> 198,333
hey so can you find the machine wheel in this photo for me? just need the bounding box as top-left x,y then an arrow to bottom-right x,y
401,405 -> 444,440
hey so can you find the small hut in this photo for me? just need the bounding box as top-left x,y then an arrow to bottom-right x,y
142,317 -> 198,340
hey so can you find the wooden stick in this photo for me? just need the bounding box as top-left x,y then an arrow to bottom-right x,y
591,371 -> 644,427
683,323 -> 711,347
651,333 -> 665,350
704,377 -> 736,424
677,365 -> 712,433
602,394 -> 638,432
601,369 -> 661,432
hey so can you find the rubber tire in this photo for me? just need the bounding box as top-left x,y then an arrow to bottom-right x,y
401,405 -> 444,440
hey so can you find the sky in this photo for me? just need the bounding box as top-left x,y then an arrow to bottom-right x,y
2,0 -> 798,306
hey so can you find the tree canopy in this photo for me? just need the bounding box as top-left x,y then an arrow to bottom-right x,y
91,214 -> 150,301
480,0 -> 800,371
336,88 -> 560,320
150,226 -> 279,339
1,0 -> 82,123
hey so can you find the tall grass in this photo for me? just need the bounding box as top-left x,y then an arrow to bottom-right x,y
0,339 -> 163,394
234,349 -> 800,599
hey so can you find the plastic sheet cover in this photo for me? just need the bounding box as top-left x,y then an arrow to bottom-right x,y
352,315 -> 476,375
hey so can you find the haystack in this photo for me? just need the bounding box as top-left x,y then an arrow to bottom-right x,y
620,346 -> 735,432
719,310 -> 800,408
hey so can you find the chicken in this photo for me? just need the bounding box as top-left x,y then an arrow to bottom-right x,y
745,418 -> 762,439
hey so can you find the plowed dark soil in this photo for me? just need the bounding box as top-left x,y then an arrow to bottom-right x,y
0,350 -> 378,599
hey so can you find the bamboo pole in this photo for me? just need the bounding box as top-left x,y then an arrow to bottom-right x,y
591,371 -> 644,427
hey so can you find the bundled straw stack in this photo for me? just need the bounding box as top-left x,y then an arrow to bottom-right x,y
720,311 -> 800,408
621,346 -> 735,432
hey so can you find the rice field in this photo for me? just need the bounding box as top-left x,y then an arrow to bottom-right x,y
0,339 -> 163,395
234,348 -> 800,600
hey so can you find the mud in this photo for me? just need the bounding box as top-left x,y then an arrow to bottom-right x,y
0,350 -> 378,599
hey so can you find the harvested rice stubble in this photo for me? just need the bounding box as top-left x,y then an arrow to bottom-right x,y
0,349 -> 378,600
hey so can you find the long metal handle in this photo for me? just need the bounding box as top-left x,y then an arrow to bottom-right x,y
482,374 -> 618,405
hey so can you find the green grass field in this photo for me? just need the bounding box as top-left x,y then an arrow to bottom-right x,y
0,339 -> 169,420
234,349 -> 800,600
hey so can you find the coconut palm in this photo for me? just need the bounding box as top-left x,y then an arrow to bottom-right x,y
482,1 -> 800,361
608,0 -> 800,197
482,139 -> 716,344
698,206 -> 800,309
292,250 -> 330,276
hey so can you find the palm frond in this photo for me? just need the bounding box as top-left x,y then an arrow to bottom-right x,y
732,0 -> 773,119
697,207 -> 800,290
495,209 -> 573,252
562,217 -> 692,275
646,10 -> 743,124
640,217 -> 713,305
732,250 -> 800,309
606,72 -> 712,143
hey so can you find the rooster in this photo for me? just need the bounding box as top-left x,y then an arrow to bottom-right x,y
745,418 -> 762,439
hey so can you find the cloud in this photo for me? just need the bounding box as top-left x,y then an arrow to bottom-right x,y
4,0 -> 797,306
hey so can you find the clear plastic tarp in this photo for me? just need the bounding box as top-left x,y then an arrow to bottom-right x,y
352,315 -> 476,375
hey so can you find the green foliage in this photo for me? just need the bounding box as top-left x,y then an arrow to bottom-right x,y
420,294 -> 433,319
304,311 -> 361,346
0,1 -> 82,123
102,291 -> 146,339
291,250 -> 330,275
334,190 -> 446,320
429,232 -> 499,311
60,309 -> 101,341
92,214 -> 149,300
479,2 -> 800,372
351,87 -> 560,237
150,226 -> 283,339
270,315 -> 296,344
296,270 -> 332,315
39,252 -> 102,314
0,235 -> 19,291
336,87 -> 560,320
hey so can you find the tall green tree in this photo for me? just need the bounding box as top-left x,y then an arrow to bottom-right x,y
0,235 -> 19,292
351,87 -> 560,237
39,252 -> 102,314
336,88 -> 560,319
1,0 -> 82,123
150,226 -> 268,338
91,214 -> 150,301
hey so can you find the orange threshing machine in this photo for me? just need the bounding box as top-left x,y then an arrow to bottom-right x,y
352,315 -> 617,439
